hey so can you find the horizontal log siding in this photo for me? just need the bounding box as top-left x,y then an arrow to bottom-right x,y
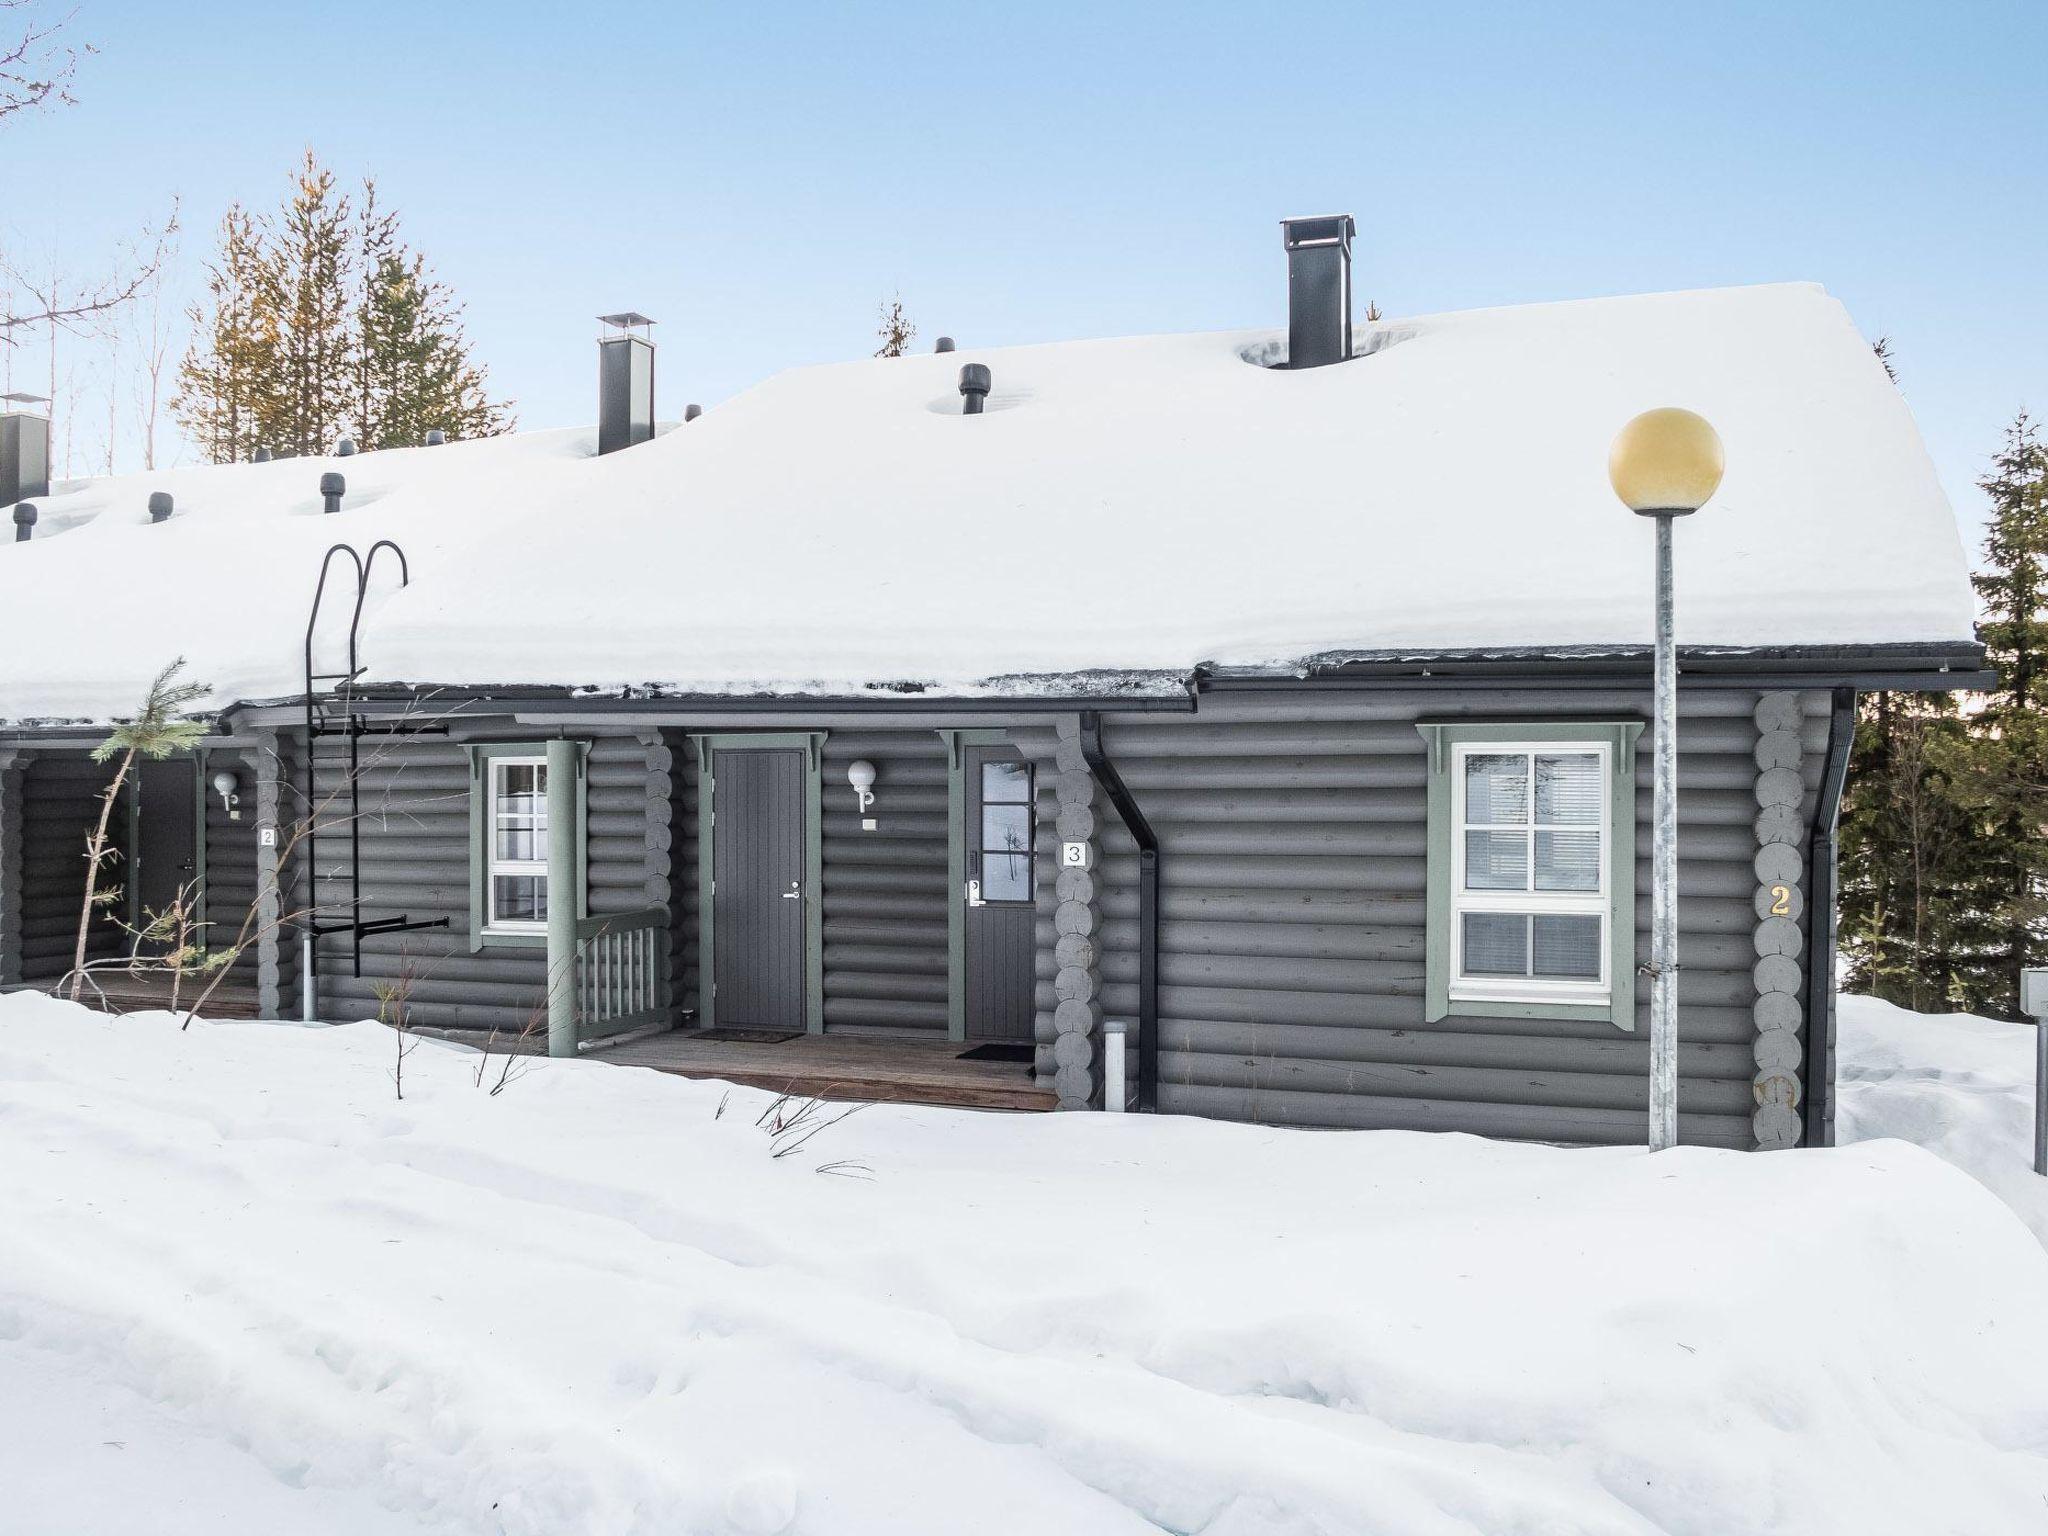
820,731 -> 951,1033
203,755 -> 259,977
1081,688 -> 1823,1147
16,753 -> 126,979
305,732 -> 658,1033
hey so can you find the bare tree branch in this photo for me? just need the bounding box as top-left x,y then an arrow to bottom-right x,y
0,1 -> 88,122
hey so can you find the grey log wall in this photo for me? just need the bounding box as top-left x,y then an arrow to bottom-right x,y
818,730 -> 950,1034
1058,687 -> 1831,1149
301,730 -> 662,1032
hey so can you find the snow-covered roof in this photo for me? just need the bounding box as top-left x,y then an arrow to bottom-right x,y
0,281 -> 1979,725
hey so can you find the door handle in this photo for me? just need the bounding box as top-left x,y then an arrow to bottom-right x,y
966,878 -> 984,908
780,881 -> 802,900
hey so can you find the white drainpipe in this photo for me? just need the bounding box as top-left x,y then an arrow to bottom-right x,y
1104,1019 -> 1127,1113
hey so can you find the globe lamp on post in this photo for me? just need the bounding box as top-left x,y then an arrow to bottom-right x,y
1608,407 -> 1725,1152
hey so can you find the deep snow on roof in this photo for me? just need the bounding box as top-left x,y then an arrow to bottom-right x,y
0,281 -> 1979,724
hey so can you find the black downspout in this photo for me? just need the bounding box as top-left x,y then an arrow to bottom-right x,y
1803,687 -> 1856,1148
1078,711 -> 1159,1112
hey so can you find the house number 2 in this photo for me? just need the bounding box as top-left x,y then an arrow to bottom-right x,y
1769,885 -> 1792,916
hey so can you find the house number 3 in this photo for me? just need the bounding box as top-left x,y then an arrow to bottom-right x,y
1769,885 -> 1792,916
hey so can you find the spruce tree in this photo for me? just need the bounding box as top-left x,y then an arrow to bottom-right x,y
1838,690 -> 1980,1011
1956,414 -> 2048,1015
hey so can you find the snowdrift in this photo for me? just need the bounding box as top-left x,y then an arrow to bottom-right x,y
4,992 -> 2047,1534
1839,990 -> 2048,1250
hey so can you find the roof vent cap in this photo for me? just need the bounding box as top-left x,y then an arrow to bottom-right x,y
958,363 -> 992,415
148,491 -> 173,523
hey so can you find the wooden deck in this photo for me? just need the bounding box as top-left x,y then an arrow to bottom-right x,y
427,1027 -> 1056,1112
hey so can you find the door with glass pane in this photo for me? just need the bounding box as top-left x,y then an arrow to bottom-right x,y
1450,744 -> 1611,1005
963,747 -> 1037,1040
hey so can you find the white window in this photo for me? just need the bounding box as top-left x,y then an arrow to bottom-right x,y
1450,742 -> 1610,1006
486,757 -> 549,932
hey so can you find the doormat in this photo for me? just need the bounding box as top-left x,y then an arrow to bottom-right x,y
692,1029 -> 803,1045
958,1042 -> 1035,1064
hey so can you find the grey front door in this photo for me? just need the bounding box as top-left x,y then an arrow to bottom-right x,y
712,748 -> 806,1030
134,758 -> 198,925
963,747 -> 1037,1040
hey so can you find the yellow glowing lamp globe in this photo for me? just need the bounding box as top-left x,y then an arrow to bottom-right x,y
1607,407 -> 1725,516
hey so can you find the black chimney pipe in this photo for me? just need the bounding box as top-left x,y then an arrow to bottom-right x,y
934,336 -> 956,353
148,491 -> 173,524
319,472 -> 345,514
11,500 -> 35,542
1279,214 -> 1356,370
958,363 -> 991,415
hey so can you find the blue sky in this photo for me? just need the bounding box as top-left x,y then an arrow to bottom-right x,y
5,0 -> 2042,553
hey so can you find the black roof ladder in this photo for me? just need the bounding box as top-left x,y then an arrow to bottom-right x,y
301,540 -> 451,982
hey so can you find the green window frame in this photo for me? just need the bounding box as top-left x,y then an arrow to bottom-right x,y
1417,720 -> 1643,1029
466,740 -> 589,951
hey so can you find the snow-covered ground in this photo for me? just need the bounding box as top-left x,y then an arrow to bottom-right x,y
4,991 -> 2048,1535
1838,991 -> 2048,1249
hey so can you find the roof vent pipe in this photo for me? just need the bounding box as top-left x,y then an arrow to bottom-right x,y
424,428 -> 446,446
253,446 -> 272,463
934,336 -> 955,353
335,437 -> 357,457
1,393 -> 52,505
11,500 -> 35,542
148,492 -> 173,524
1279,214 -> 1355,369
959,363 -> 991,415
597,312 -> 656,455
319,472 -> 345,514
684,403 -> 702,422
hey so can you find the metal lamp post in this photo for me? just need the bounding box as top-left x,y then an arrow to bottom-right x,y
1608,408 -> 1726,1152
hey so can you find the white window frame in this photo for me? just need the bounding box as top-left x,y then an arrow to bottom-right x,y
1449,740 -> 1612,1008
484,755 -> 549,935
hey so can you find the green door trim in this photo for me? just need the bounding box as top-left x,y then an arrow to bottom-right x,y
690,732 -> 826,1033
940,729 -> 1015,1043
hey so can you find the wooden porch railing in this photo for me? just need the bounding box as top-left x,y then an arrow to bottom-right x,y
570,907 -> 669,1045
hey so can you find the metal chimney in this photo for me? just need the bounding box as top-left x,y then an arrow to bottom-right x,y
148,492 -> 174,523
684,403 -> 702,422
934,336 -> 956,353
1279,215 -> 1355,369
319,472 -> 345,514
597,312 -> 656,455
0,393 -> 52,505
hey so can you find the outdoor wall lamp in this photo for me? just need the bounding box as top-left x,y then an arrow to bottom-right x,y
846,759 -> 877,813
1608,406 -> 1725,1154
212,768 -> 242,820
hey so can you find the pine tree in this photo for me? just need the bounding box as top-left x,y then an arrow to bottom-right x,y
171,205 -> 274,463
174,155 -> 512,463
258,150 -> 356,456
874,295 -> 914,358
351,181 -> 510,448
